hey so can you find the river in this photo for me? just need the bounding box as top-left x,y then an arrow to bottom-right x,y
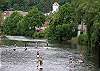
0,38 -> 99,71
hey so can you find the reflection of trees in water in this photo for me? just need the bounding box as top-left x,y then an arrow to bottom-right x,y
79,45 -> 98,71
95,41 -> 100,68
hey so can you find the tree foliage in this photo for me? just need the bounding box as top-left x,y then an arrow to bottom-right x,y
17,7 -> 46,37
0,11 -> 3,25
8,0 -> 29,11
0,0 -> 71,12
46,24 -> 76,42
70,0 -> 100,57
2,6 -> 45,37
0,11 -> 3,35
2,12 -> 23,35
71,0 -> 100,48
45,3 -> 77,42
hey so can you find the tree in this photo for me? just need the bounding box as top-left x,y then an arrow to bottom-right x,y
2,12 -> 23,35
0,0 -> 71,12
45,3 -> 77,42
17,7 -> 46,37
70,0 -> 100,57
71,0 -> 100,48
36,0 -> 52,13
0,0 -> 9,11
0,11 -> 3,25
46,24 -> 76,42
17,16 -> 35,36
0,0 -> 6,5
0,11 -> 3,35
8,0 -> 29,11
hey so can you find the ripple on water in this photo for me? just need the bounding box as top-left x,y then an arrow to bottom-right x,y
0,47 -> 96,71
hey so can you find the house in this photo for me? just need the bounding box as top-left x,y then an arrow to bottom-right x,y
3,11 -> 28,19
44,2 -> 59,16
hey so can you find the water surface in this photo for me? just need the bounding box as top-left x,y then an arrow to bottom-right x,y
0,39 -> 98,71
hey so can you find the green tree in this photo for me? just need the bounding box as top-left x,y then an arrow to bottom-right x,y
8,0 -> 29,11
0,11 -> 3,35
0,0 -> 8,11
46,24 -> 77,42
70,0 -> 100,57
28,7 -> 46,27
2,12 -> 23,35
0,11 -> 3,25
17,16 -> 35,36
71,0 -> 100,48
17,7 -> 45,37
0,0 -> 71,12
45,3 -> 77,42
36,0 -> 52,13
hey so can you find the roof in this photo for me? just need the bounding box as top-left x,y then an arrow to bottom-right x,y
3,11 -> 28,16
53,2 -> 59,6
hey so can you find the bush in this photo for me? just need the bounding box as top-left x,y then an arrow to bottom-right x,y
17,7 -> 45,37
45,24 -> 77,42
78,33 -> 88,45
33,32 -> 45,39
2,12 -> 23,35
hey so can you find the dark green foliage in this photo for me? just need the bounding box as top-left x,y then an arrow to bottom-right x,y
72,0 -> 100,48
46,24 -> 76,42
8,0 -> 29,11
0,0 -> 71,12
45,25 -> 56,42
36,0 -> 52,13
91,22 -> 100,47
45,3 -> 77,42
0,0 -> 8,11
0,0 -> 29,11
33,32 -> 45,39
3,12 -> 23,35
78,33 -> 88,45
28,7 -> 46,27
0,11 -> 3,25
2,7 -> 45,37
73,0 -> 100,57
0,11 -> 3,35
49,3 -> 75,26
16,17 -> 35,36
17,7 -> 45,37
36,0 -> 71,13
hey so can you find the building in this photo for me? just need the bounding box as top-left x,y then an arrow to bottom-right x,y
52,2 -> 59,13
3,11 -> 28,19
44,2 -> 59,16
77,23 -> 87,37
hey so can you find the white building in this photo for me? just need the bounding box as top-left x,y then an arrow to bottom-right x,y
52,2 -> 59,13
77,23 -> 87,37
44,2 -> 59,16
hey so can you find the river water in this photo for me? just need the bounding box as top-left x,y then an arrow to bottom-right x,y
0,39 -> 99,71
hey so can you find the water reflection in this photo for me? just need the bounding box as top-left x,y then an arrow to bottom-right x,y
0,39 -> 99,71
